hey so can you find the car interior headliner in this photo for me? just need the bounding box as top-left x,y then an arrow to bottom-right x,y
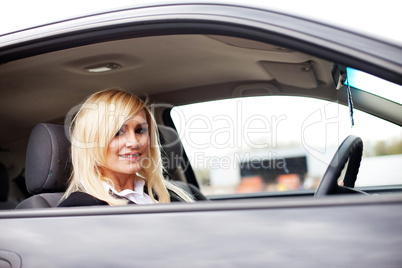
0,34 -> 335,144
1,31 -> 402,173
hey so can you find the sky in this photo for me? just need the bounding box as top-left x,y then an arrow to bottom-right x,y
172,94 -> 402,156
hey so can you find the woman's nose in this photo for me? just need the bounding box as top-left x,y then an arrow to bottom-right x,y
125,133 -> 141,148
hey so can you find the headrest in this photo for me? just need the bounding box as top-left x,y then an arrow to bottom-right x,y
158,125 -> 183,175
25,124 -> 71,194
25,123 -> 183,194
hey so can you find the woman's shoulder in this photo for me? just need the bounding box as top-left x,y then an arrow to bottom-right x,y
58,192 -> 109,207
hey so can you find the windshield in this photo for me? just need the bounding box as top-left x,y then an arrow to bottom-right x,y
346,68 -> 402,105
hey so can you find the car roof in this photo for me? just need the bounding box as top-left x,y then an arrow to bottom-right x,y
1,0 -> 401,45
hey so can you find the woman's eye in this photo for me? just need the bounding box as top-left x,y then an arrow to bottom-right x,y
136,128 -> 148,134
116,129 -> 125,136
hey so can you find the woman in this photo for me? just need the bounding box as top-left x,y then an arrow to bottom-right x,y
59,88 -> 198,207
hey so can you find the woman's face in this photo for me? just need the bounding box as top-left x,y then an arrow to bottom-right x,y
104,110 -> 150,178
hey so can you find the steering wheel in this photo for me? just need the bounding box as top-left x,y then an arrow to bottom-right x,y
315,135 -> 363,196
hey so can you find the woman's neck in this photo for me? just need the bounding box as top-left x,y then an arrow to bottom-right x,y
102,170 -> 136,192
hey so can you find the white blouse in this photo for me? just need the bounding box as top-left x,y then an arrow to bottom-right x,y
102,178 -> 156,204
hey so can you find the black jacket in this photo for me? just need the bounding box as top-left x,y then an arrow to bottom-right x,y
58,183 -> 206,207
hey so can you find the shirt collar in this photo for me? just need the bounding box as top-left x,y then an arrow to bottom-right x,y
102,177 -> 155,204
102,177 -> 145,195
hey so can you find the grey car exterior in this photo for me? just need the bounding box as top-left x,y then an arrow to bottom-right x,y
0,2 -> 402,267
1,196 -> 402,267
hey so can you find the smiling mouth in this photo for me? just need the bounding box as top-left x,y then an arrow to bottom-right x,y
119,154 -> 141,161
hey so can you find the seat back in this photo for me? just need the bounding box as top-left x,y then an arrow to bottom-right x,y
158,125 -> 184,176
17,123 -> 185,209
16,124 -> 71,209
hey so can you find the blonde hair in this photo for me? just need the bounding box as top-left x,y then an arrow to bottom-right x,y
62,88 -> 194,205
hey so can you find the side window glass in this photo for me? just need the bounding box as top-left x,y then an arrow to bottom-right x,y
171,96 -> 402,195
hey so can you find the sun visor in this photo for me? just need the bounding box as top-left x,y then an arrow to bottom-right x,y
261,61 -> 318,88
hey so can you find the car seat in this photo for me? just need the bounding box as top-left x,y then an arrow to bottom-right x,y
16,124 -> 70,209
16,123 -> 204,209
